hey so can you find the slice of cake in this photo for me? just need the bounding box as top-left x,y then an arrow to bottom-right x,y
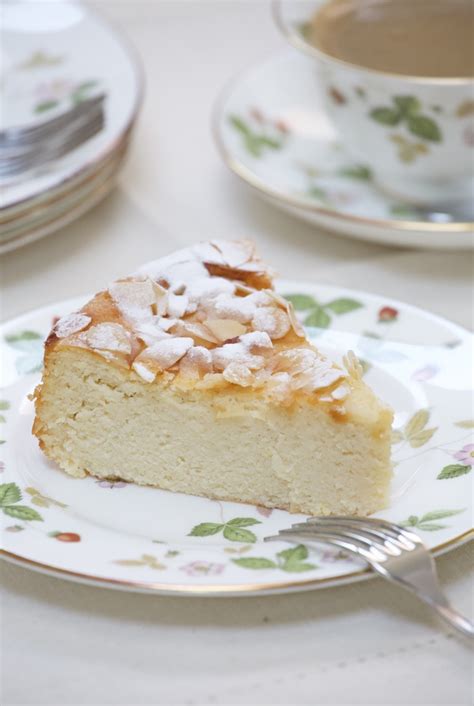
33,240 -> 393,516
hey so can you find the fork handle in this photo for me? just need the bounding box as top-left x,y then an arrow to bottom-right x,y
425,600 -> 474,639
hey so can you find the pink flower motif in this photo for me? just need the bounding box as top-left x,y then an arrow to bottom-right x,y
0,461 -> 5,473
95,479 -> 128,489
180,561 -> 225,577
453,444 -> 474,466
36,79 -> 75,102
256,506 -> 273,518
411,365 -> 440,382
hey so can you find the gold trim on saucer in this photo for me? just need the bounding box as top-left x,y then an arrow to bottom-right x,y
1,529 -> 472,596
212,60 -> 474,235
273,1 -> 474,86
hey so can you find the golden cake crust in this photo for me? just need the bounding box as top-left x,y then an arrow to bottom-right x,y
39,239 -> 359,410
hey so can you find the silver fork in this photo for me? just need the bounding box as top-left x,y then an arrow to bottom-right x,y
0,93 -> 106,147
0,111 -> 104,179
265,517 -> 474,638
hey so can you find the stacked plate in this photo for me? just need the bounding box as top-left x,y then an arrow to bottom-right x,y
0,2 -> 143,254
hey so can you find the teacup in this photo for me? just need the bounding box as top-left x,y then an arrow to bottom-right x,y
274,0 -> 474,206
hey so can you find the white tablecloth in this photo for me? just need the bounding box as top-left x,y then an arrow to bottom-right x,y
1,2 -> 473,704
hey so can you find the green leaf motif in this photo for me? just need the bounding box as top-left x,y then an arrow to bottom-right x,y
0,400 -> 10,411
189,516 -> 260,542
5,330 -> 42,349
277,544 -> 317,572
0,482 -> 21,506
188,522 -> 223,537
338,164 -> 372,180
307,186 -> 328,202
393,96 -> 421,116
0,415 -> 5,424
370,107 -> 401,125
405,409 -> 430,437
34,100 -> 58,113
226,517 -> 260,527
455,420 -> 474,429
408,427 -> 437,448
232,557 -> 277,570
407,115 -> 442,142
325,298 -> 363,315
437,464 -> 471,480
278,545 -> 308,562
283,561 -> 317,573
3,505 -> 43,521
390,203 -> 419,219
228,114 -> 283,158
401,508 -> 464,530
223,526 -> 258,543
420,509 -> 464,522
284,294 -> 318,311
304,307 -> 331,329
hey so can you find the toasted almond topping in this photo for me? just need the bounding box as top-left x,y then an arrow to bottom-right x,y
78,323 -> 132,354
251,307 -> 290,340
54,313 -> 91,338
222,362 -> 254,387
180,346 -> 213,377
170,320 -> 219,344
239,331 -> 273,353
167,293 -> 189,318
344,351 -> 363,380
204,318 -> 247,342
132,360 -> 157,383
135,337 -> 194,371
212,343 -> 265,372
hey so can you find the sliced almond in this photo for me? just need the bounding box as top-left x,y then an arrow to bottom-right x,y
179,346 -> 213,377
134,337 -> 194,373
343,351 -> 363,380
222,362 -> 254,387
170,320 -> 219,345
77,323 -> 132,354
251,307 -> 290,340
239,331 -> 273,353
53,313 -> 91,339
204,318 -> 247,342
167,292 -> 189,319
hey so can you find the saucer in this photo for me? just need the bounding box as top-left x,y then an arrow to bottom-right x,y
213,50 -> 473,250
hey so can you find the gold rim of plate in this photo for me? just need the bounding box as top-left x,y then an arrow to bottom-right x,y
2,530 -> 473,595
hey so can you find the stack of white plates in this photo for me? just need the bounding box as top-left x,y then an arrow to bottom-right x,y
0,1 -> 143,254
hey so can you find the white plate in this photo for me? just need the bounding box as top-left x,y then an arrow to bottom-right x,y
213,50 -> 474,250
0,138 -> 130,254
0,282 -> 472,595
0,1 -> 142,210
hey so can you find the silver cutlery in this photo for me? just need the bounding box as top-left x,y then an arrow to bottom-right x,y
0,95 -> 106,179
0,94 -> 105,146
265,516 -> 474,638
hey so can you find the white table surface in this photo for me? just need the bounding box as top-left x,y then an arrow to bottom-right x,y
1,2 -> 473,704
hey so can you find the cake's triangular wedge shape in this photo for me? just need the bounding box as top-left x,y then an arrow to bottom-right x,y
33,240 -> 393,515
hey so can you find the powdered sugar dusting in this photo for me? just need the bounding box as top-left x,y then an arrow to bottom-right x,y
54,313 -> 91,338
78,323 -> 131,354
54,240 -> 349,402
